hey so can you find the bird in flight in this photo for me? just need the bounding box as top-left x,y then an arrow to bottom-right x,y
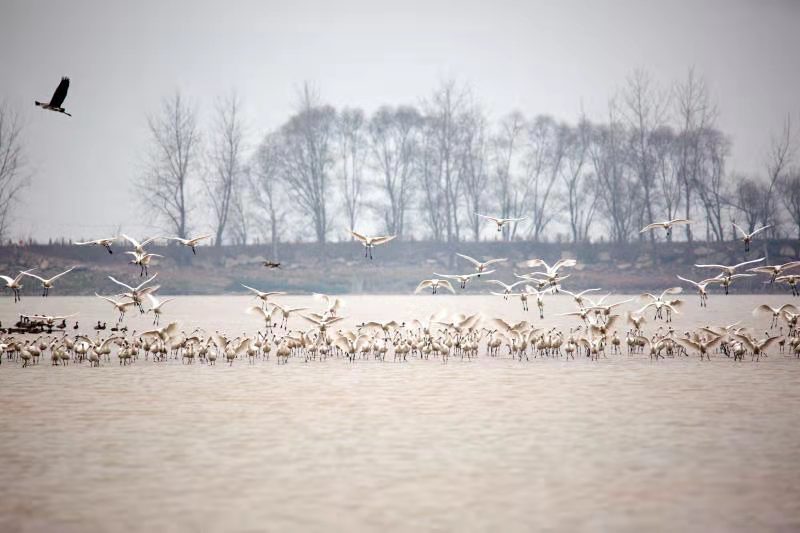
732,223 -> 771,253
350,230 -> 396,260
263,260 -> 281,269
35,77 -> 72,117
639,218 -> 691,238
475,213 -> 528,233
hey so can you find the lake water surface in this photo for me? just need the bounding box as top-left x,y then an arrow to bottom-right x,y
1,295 -> 799,532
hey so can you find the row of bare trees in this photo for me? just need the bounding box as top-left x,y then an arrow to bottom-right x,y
136,72 -> 799,248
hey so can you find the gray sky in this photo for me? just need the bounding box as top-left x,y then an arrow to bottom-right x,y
1,0 -> 798,240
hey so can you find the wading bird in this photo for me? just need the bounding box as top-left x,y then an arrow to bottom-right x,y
95,293 -> 137,323
475,213 -> 528,233
350,231 -> 396,260
23,267 -> 75,297
433,271 -> 495,289
241,284 -> 286,309
732,223 -> 771,253
1,269 -> 35,303
167,234 -> 211,255
676,275 -> 716,307
415,279 -> 456,295
639,218 -> 691,238
75,237 -> 116,254
752,303 -> 798,329
35,76 -> 72,117
456,253 -> 507,277
748,261 -> 800,284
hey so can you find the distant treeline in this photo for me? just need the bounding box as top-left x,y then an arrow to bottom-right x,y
1,238 -> 798,295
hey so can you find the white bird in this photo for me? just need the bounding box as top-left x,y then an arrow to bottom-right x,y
475,213 -> 528,232
270,302 -> 310,329
95,293 -> 137,323
121,234 -> 159,255
704,273 -> 755,295
433,271 -> 495,289
748,261 -> 800,284
752,303 -> 798,329
732,223 -> 771,252
456,253 -> 507,276
519,258 -> 577,290
560,287 -> 602,308
23,267 -> 75,297
1,269 -> 35,303
676,275 -> 717,307
350,230 -> 396,260
125,251 -> 162,277
313,293 -> 344,318
146,293 -> 176,326
637,287 -> 683,321
733,332 -> 781,361
484,279 -> 527,300
241,284 -> 285,308
75,237 -> 116,254
639,218 -> 691,238
166,234 -> 211,255
107,273 -> 159,312
695,257 -> 764,277
245,305 -> 275,330
415,279 -> 456,295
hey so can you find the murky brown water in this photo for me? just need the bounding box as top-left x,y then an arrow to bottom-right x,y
1,294 -> 800,532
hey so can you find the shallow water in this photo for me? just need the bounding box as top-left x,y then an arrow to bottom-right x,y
1,294 -> 799,532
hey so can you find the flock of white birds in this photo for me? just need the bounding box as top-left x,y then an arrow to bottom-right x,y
1,212 -> 799,368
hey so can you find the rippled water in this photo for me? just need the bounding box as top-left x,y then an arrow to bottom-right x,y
1,294 -> 800,532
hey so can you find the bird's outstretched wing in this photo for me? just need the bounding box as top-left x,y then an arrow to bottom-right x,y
669,218 -> 691,226
350,231 -> 368,243
750,225 -> 771,237
475,213 -> 500,223
732,223 -> 746,238
50,77 -> 70,107
414,280 -> 433,294
639,223 -> 661,233
483,258 -> 508,267
438,280 -> 456,294
48,267 -> 75,282
456,253 -> 481,267
371,235 -> 396,246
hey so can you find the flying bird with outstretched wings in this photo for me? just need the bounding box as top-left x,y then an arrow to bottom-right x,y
35,77 -> 72,117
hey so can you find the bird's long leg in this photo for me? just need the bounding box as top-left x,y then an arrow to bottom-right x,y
192,246 -> 196,255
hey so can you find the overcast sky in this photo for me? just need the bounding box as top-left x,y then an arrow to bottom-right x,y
1,0 -> 798,241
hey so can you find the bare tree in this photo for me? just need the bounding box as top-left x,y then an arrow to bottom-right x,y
524,116 -> 568,242
417,117 -> 445,241
251,133 -> 285,259
279,84 -> 336,243
422,80 -> 470,243
204,92 -> 246,246
367,105 -> 421,238
694,127 -> 731,241
336,107 -> 367,233
590,101 -> 640,244
674,68 -> 717,242
491,111 -> 527,240
560,117 -> 596,243
731,175 -> 769,233
138,92 -> 199,239
458,106 -> 490,241
778,167 -> 800,238
622,68 -> 670,242
229,169 -> 250,245
0,103 -> 29,241
650,125 -> 683,241
761,115 -> 796,232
